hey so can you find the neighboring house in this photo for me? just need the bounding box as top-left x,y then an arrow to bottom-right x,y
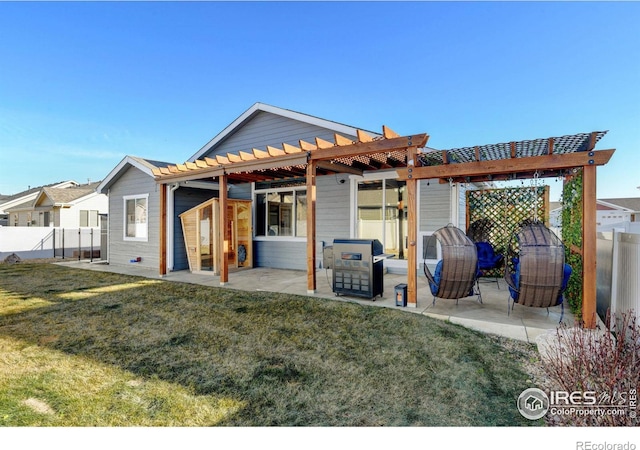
0,181 -> 79,226
5,182 -> 107,228
549,201 -> 562,229
597,197 -> 640,226
98,102 -> 475,274
549,197 -> 640,231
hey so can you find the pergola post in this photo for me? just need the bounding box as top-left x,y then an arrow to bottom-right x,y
159,183 -> 167,277
406,146 -> 419,307
582,164 -> 597,328
306,160 -> 317,294
219,174 -> 229,285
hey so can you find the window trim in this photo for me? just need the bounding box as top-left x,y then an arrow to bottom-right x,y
123,194 -> 149,242
253,184 -> 307,238
79,209 -> 99,228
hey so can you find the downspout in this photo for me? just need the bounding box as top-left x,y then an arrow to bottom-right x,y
166,183 -> 179,272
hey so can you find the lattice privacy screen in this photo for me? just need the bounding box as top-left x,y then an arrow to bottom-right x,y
466,186 -> 549,277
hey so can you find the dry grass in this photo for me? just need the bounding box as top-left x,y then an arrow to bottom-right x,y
0,262 -> 542,426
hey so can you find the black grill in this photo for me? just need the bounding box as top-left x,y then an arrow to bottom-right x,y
332,239 -> 384,299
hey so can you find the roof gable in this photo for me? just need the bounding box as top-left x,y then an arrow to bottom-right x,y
188,102 -> 378,162
97,156 -> 171,194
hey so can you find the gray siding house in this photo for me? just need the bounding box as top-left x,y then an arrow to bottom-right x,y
98,103 -> 469,275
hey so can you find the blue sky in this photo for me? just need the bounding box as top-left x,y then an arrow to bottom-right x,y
1,1 -> 638,201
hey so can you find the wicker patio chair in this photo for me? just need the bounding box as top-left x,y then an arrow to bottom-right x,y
423,224 -> 481,305
504,221 -> 571,322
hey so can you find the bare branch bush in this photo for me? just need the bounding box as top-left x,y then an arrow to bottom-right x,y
540,310 -> 639,426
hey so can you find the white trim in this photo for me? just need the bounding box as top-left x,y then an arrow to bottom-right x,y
449,181 -> 460,226
253,184 -> 307,194
188,102 -> 377,162
349,175 -> 359,238
122,194 -> 149,242
253,236 -> 307,243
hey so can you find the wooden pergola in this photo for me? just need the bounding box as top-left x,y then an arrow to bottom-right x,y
152,128 -> 614,329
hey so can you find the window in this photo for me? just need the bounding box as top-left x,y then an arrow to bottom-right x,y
255,182 -> 306,238
123,195 -> 148,241
79,210 -> 99,227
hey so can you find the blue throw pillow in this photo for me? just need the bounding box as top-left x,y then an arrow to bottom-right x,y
476,242 -> 503,270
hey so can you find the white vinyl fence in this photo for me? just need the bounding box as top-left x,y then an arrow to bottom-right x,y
597,229 -> 640,322
0,227 -> 101,261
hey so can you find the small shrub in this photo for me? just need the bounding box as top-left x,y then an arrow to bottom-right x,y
540,310 -> 640,426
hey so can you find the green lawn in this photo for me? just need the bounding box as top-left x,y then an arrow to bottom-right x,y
0,262 -> 543,426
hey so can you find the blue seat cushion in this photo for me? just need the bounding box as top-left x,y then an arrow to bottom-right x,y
557,263 -> 572,304
509,262 -> 520,302
429,260 -> 443,296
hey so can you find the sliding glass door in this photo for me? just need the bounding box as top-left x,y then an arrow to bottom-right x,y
356,179 -> 407,259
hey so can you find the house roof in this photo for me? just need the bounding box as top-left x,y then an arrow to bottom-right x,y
0,181 -> 78,204
36,182 -> 102,206
188,102 -> 381,162
5,182 -> 103,212
599,197 -> 640,212
0,181 -> 80,214
3,198 -> 34,212
97,156 -> 172,194
549,198 -> 639,214
549,201 -> 562,212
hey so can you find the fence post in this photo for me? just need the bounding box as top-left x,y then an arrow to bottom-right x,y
62,228 -> 65,259
90,228 -> 94,262
611,229 -> 620,317
53,228 -> 56,258
78,229 -> 81,261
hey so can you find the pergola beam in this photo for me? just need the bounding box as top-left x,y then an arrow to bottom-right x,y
582,165 -> 598,328
306,161 -> 317,294
316,160 -> 363,176
406,146 -> 421,307
397,149 -> 614,181
309,134 -> 428,162
219,174 -> 228,286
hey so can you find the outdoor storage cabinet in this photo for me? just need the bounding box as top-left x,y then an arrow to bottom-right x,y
332,239 -> 384,299
179,198 -> 252,274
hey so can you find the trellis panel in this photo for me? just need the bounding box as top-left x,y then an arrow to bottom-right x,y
466,186 -> 549,277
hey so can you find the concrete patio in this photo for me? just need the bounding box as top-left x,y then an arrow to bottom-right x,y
57,260 -> 571,344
